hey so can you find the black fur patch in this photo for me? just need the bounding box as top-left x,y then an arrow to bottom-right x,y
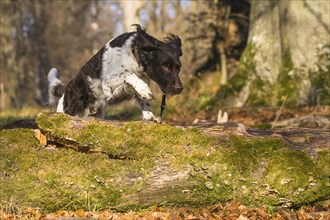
62,47 -> 105,116
110,32 -> 135,48
53,84 -> 66,98
80,47 -> 105,79
63,74 -> 97,116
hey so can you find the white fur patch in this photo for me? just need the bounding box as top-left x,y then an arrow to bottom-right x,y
125,74 -> 153,101
139,100 -> 161,123
101,35 -> 141,79
56,95 -> 64,112
47,68 -> 63,106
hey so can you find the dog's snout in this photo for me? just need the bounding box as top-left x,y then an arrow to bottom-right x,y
169,80 -> 183,95
174,85 -> 183,93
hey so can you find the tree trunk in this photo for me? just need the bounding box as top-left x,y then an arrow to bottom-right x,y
230,0 -> 329,107
31,0 -> 52,105
1,113 -> 329,211
0,0 -> 14,109
121,1 -> 144,31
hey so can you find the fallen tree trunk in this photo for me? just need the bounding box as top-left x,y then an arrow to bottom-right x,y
0,113 -> 329,212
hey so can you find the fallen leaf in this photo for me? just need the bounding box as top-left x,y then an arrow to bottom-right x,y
34,129 -> 47,145
75,209 -> 85,217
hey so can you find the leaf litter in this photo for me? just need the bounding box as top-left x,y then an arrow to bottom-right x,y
1,201 -> 329,219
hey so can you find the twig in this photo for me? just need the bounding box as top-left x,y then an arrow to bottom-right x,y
272,95 -> 287,128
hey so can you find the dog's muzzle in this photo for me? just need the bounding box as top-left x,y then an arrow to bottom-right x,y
166,80 -> 183,95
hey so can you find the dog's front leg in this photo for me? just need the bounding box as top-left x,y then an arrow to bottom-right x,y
125,74 -> 154,101
124,74 -> 161,123
138,100 -> 162,123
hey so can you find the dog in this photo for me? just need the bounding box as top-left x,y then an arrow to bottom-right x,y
48,24 -> 183,122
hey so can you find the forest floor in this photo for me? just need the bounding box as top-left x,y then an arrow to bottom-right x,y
1,201 -> 329,219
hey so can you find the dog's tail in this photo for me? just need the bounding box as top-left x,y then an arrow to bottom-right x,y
48,68 -> 65,106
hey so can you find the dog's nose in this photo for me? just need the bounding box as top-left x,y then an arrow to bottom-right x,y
174,85 -> 183,93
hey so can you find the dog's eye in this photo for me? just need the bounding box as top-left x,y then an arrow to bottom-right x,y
161,64 -> 171,72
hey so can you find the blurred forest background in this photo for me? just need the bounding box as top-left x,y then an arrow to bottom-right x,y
0,0 -> 329,125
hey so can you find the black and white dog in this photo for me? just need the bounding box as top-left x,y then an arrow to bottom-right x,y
48,25 -> 183,122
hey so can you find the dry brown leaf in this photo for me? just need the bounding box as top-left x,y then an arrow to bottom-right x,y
34,129 -> 47,145
75,209 -> 85,217
23,207 -> 35,214
153,203 -> 160,212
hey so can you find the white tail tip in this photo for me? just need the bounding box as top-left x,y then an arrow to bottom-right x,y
47,68 -> 58,83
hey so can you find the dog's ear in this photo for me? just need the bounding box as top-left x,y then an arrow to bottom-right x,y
135,27 -> 158,60
165,34 -> 182,56
132,24 -> 145,33
140,45 -> 157,60
138,38 -> 157,60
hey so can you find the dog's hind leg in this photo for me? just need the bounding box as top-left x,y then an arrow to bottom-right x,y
93,106 -> 105,118
56,95 -> 64,112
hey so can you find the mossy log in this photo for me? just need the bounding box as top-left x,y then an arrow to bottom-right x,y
0,113 -> 329,212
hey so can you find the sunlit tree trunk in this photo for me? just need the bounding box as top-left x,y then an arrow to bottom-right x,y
231,0 -> 329,107
121,0 -> 144,32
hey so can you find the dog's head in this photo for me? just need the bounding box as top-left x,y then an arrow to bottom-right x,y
133,25 -> 183,95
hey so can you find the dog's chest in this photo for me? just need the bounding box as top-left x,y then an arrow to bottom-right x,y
96,39 -> 146,104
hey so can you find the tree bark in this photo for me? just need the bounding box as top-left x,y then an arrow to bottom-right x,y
30,0 -> 52,105
231,0 -> 330,107
0,0 -> 13,109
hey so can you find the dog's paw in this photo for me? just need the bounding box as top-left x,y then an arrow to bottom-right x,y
150,116 -> 162,124
146,116 -> 162,124
142,112 -> 162,123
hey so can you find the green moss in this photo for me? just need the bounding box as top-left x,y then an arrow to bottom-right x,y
203,44 -> 328,108
1,120 -> 329,212
247,75 -> 271,106
262,149 -> 329,206
203,68 -> 248,111
202,43 -> 256,111
223,136 -> 286,175
51,119 -> 218,167
309,45 -> 330,105
0,129 -> 37,145
315,150 -> 330,175
0,128 -> 123,212
35,113 -> 71,137
275,50 -> 299,106
265,151 -> 313,190
233,43 -> 257,91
